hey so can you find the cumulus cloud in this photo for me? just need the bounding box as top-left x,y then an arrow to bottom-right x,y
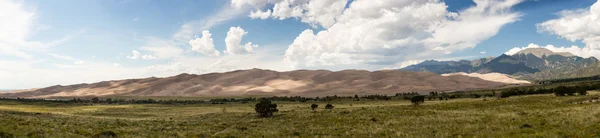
231,0 -> 269,9
282,0 -> 523,69
189,30 -> 220,56
249,9 -> 271,19
505,43 -> 600,58
126,50 -> 157,60
537,0 -> 600,49
235,0 -> 348,28
224,26 -> 258,55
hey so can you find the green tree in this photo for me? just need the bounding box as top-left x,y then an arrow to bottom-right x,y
255,100 -> 278,117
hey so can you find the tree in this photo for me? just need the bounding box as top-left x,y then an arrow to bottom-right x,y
311,104 -> 318,110
325,104 -> 334,110
91,97 -> 100,103
255,100 -> 278,117
410,96 -> 425,105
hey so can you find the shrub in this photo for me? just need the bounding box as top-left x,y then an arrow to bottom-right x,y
255,100 -> 279,117
0,131 -> 14,138
554,86 -> 568,96
410,96 -> 425,105
311,104 -> 318,110
577,88 -> 588,96
325,104 -> 334,110
93,131 -> 117,138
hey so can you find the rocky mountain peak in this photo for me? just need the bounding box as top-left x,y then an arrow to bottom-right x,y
514,48 -> 574,58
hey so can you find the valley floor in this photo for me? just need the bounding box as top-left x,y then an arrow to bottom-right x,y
1,92 -> 599,137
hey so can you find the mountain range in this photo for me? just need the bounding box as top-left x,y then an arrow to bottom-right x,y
401,48 -> 599,80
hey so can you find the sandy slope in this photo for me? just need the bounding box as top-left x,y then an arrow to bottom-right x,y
0,69 -> 510,98
442,72 -> 530,84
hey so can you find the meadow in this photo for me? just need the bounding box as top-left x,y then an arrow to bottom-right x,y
1,91 -> 599,137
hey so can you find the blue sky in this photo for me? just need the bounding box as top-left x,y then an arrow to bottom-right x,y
1,0 -> 600,89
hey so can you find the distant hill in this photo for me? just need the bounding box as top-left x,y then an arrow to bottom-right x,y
401,47 -> 600,80
0,69 -> 509,98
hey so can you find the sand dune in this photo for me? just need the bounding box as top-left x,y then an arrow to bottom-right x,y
0,69 -> 512,98
442,72 -> 530,84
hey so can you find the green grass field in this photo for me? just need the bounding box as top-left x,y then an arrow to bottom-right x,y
1,92 -> 599,137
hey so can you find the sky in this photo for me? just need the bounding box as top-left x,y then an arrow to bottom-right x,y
1,0 -> 600,89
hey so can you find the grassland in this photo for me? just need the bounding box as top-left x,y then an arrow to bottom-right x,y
1,92 -> 600,137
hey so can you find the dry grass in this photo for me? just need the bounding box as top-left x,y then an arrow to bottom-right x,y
0,91 -> 599,137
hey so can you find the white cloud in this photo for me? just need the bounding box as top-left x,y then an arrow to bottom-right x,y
480,51 -> 487,54
133,17 -> 139,22
231,0 -> 269,9
138,37 -> 183,59
53,63 -> 86,69
236,0 -> 349,28
283,0 -> 523,69
505,43 -> 600,58
0,0 -> 35,59
126,50 -> 157,60
537,0 -> 600,49
48,53 -> 75,61
0,0 -> 34,45
188,30 -> 220,56
172,3 -> 248,43
249,9 -> 271,19
224,26 -> 258,55
0,0 -> 83,59
73,60 -> 85,65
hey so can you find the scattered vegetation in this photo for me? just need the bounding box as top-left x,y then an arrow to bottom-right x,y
1,91 -> 599,137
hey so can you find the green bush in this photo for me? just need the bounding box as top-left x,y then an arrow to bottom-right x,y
410,96 -> 425,105
255,100 -> 278,117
